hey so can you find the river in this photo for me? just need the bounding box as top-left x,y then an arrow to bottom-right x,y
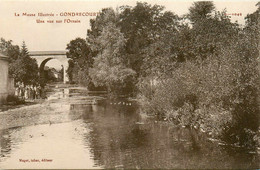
0,86 -> 259,169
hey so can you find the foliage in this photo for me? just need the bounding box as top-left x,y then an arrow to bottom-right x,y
66,1 -> 259,146
140,39 -> 259,144
138,2 -> 259,147
87,8 -> 118,58
0,38 -> 20,76
188,1 -> 215,23
10,42 -> 39,85
0,39 -> 39,85
66,38 -> 93,86
86,3 -> 179,95
118,2 -> 179,76
89,17 -> 136,96
66,38 -> 93,69
0,38 -> 20,62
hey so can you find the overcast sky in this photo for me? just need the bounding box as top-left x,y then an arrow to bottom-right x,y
0,0 -> 258,69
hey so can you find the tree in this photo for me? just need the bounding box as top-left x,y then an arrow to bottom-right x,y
172,1 -> 240,62
86,3 -> 180,95
87,8 -> 118,57
0,38 -> 20,75
0,39 -> 39,85
11,41 -> 39,85
87,3 -> 179,78
188,1 -> 215,23
0,38 -> 20,61
66,38 -> 93,69
89,20 -> 136,96
118,2 -> 179,76
137,2 -> 259,147
66,38 -> 93,86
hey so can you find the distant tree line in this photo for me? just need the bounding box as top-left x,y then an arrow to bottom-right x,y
66,1 -> 259,147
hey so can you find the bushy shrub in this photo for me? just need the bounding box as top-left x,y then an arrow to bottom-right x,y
139,45 -> 259,146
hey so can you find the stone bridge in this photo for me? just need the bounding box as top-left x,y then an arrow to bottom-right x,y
29,51 -> 69,83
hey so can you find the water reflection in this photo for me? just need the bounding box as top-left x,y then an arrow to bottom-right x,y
78,101 -> 259,169
0,89 -> 259,169
0,129 -> 12,161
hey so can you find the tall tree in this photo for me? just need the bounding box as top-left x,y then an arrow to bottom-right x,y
87,8 -> 117,57
188,1 -> 215,23
89,19 -> 136,96
118,2 -> 179,76
11,41 -> 39,85
177,1 -> 240,61
66,38 -> 93,86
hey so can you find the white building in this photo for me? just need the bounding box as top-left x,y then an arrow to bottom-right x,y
0,53 -> 14,104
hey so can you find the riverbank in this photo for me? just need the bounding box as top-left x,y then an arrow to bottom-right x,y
1,94 -> 259,169
0,99 -> 45,112
0,86 -> 259,169
0,84 -> 107,130
1,84 -> 259,151
0,83 -> 81,112
0,98 -> 68,130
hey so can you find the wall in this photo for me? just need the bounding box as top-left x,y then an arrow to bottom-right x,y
0,58 -> 9,103
8,77 -> 15,95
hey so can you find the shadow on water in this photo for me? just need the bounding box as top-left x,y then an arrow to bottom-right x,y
73,98 -> 259,169
0,88 -> 259,169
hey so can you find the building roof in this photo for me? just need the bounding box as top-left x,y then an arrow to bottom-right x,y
29,51 -> 67,56
0,52 -> 9,61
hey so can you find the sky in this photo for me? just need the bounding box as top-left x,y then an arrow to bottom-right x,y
0,0 -> 258,69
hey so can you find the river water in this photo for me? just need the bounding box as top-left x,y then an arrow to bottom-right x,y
0,87 -> 259,169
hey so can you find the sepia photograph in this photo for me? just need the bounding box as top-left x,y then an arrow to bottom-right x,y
0,0 -> 259,169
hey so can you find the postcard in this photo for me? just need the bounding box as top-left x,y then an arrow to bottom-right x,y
0,0 -> 259,169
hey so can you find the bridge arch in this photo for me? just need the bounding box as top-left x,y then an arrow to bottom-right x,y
29,51 -> 69,84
